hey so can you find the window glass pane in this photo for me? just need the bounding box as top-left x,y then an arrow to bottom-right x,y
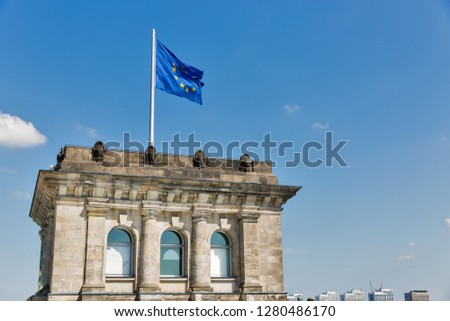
107,229 -> 131,243
211,232 -> 228,246
106,244 -> 131,276
160,248 -> 181,276
106,228 -> 132,276
211,247 -> 229,277
161,230 -> 182,244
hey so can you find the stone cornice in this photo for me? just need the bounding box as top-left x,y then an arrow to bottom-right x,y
192,203 -> 212,222
141,200 -> 163,220
55,198 -> 85,206
29,167 -> 300,225
108,201 -> 141,210
85,197 -> 109,216
29,174 -> 57,227
34,170 -> 299,198
141,200 -> 162,209
238,205 -> 262,223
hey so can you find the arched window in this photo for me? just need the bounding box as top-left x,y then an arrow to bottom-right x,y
160,230 -> 184,277
211,231 -> 231,277
106,228 -> 132,277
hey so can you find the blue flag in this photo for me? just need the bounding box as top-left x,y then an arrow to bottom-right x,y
155,39 -> 204,105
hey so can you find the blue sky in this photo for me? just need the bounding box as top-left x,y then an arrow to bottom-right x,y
1,0 -> 450,300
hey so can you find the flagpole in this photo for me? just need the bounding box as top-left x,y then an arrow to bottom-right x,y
149,28 -> 156,147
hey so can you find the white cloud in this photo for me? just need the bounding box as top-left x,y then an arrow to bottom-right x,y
311,122 -> 330,129
75,124 -> 99,138
0,113 -> 47,148
0,166 -> 16,174
12,191 -> 32,200
284,104 -> 300,114
397,255 -> 416,261
446,218 -> 450,228
408,242 -> 416,248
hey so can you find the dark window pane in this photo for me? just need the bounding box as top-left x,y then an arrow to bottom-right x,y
211,232 -> 229,246
107,228 -> 131,243
161,230 -> 182,244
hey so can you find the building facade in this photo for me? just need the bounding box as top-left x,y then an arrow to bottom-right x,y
341,289 -> 365,301
404,290 -> 430,301
287,293 -> 303,301
315,291 -> 340,301
368,288 -> 394,301
28,144 -> 299,301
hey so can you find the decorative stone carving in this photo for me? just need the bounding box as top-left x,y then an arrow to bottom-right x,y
92,141 -> 104,162
53,147 -> 65,171
239,154 -> 254,172
193,149 -> 205,168
144,145 -> 157,165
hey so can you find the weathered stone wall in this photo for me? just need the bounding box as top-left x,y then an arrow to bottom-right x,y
29,145 -> 300,301
259,213 -> 285,293
51,202 -> 86,296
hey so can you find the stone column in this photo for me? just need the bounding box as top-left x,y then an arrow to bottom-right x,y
38,227 -> 47,291
238,206 -> 262,293
81,198 -> 108,299
190,204 -> 213,294
44,209 -> 55,292
138,201 -> 162,299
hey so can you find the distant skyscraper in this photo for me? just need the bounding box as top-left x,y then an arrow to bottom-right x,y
341,289 -> 365,301
368,288 -> 394,301
316,291 -> 340,301
404,290 -> 430,301
287,293 -> 303,301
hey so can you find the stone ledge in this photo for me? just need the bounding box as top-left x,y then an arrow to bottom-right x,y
60,145 -> 275,175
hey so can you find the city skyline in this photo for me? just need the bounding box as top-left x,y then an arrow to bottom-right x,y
289,287 -> 429,301
1,0 -> 450,300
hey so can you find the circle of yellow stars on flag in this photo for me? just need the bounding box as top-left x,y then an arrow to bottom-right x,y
172,63 -> 198,93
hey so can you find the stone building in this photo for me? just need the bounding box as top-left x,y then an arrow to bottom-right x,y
28,144 -> 299,301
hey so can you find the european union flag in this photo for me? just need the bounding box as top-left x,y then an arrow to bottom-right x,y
156,39 -> 204,105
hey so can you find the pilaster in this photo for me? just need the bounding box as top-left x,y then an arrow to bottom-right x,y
45,209 -> 55,293
138,201 -> 162,299
37,227 -> 47,291
190,204 -> 213,294
81,198 -> 108,299
238,205 -> 263,292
